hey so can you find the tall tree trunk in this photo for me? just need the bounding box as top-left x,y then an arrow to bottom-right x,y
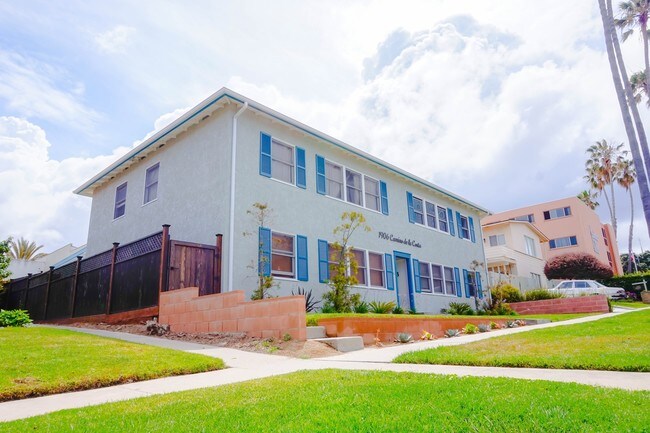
628,187 -> 635,273
601,186 -> 614,228
600,0 -> 650,240
643,20 -> 650,98
610,181 -> 618,236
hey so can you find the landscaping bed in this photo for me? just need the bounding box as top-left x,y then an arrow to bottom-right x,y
394,309 -> 650,372
0,327 -> 225,401
2,370 -> 648,432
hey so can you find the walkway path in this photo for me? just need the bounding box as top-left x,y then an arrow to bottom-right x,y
1,310 -> 648,422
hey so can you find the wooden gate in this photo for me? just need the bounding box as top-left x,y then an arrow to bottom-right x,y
167,240 -> 221,295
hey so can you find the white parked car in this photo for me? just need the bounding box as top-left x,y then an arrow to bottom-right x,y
550,280 -> 626,299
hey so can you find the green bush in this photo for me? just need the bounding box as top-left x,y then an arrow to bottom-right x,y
524,289 -> 563,301
368,301 -> 396,314
392,306 -> 404,315
464,323 -> 478,334
490,283 -> 523,303
320,305 -> 336,313
602,272 -> 650,293
0,309 -> 32,327
306,316 -> 319,327
446,302 -> 475,315
482,302 -> 516,316
353,301 -> 369,314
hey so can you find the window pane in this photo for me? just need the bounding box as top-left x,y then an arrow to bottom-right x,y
369,252 -> 383,269
419,262 -> 431,294
114,183 -> 127,219
144,183 -> 158,203
413,197 -> 424,224
271,141 -> 294,184
437,206 -> 448,232
432,264 -> 443,293
272,234 -> 294,253
346,169 -> 363,205
364,177 -> 380,211
326,162 -> 343,199
368,252 -> 385,287
352,249 -> 366,285
272,140 -> 293,163
425,202 -> 437,229
271,254 -> 293,276
272,160 -> 293,183
444,267 -> 455,295
370,270 -> 384,287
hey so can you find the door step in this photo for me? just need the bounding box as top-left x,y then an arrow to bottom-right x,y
306,326 -> 327,339
312,336 -> 364,352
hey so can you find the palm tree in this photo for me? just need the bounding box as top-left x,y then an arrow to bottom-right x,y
630,70 -> 650,106
598,0 -> 650,240
618,158 -> 637,272
585,139 -> 626,236
577,190 -> 600,210
9,238 -> 46,261
615,0 -> 650,94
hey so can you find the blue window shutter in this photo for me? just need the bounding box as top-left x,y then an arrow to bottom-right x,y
456,211 -> 463,239
468,216 -> 476,243
454,267 -> 462,297
476,271 -> 483,299
448,208 -> 455,236
296,147 -> 306,189
315,155 -> 326,195
463,269 -> 471,298
549,239 -> 556,249
406,192 -> 415,223
385,253 -> 395,290
258,227 -> 271,276
380,181 -> 389,215
296,235 -> 308,281
413,259 -> 421,293
260,133 -> 272,177
318,239 -> 329,282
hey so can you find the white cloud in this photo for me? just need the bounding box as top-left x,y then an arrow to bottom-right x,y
0,117 -> 129,251
94,25 -> 136,53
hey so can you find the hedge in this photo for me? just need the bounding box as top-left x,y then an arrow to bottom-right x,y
601,272 -> 650,293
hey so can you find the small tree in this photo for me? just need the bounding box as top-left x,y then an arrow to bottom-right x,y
0,239 -> 11,291
322,212 -> 370,312
244,203 -> 276,300
544,252 -> 614,280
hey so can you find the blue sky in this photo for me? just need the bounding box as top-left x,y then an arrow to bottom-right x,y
1,0 -> 649,254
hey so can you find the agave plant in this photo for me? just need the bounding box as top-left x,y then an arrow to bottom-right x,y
396,333 -> 413,343
477,324 -> 490,333
291,287 -> 321,313
444,329 -> 461,338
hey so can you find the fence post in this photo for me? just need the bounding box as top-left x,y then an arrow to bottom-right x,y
215,233 -> 223,293
105,242 -> 119,316
70,256 -> 82,318
158,225 -> 171,294
23,273 -> 32,310
43,266 -> 54,320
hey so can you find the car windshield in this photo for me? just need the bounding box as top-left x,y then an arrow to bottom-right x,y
594,281 -> 607,288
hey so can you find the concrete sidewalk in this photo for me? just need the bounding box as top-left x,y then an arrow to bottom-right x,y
1,310 -> 648,422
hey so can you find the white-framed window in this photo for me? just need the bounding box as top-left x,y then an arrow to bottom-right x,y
419,261 -> 432,293
549,236 -> 577,249
352,248 -> 367,285
438,206 -> 449,233
114,182 -> 127,219
412,196 -> 424,225
346,169 -> 363,206
271,139 -> 295,184
431,264 -> 444,294
467,272 -> 477,297
143,163 -> 159,204
531,273 -> 542,288
271,232 -> 295,278
325,161 -> 344,200
489,234 -> 506,247
524,236 -> 536,256
327,243 -> 341,279
364,177 -> 381,212
425,202 -> 437,229
591,230 -> 600,254
444,267 -> 456,295
544,206 -> 571,220
459,215 -> 470,240
368,251 -> 386,288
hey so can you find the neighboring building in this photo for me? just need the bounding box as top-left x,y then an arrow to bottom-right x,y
74,88 -> 489,313
7,243 -> 85,279
482,219 -> 549,290
482,197 -> 623,276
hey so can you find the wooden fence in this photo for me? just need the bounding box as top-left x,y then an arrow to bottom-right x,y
2,225 -> 223,322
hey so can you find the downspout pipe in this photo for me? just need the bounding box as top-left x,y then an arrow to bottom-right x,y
227,101 -> 248,292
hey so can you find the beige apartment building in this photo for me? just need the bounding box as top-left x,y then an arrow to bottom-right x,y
482,196 -> 623,277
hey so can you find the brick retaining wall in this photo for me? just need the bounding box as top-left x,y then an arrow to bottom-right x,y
509,295 -> 609,315
318,317 -> 511,344
159,287 -> 306,340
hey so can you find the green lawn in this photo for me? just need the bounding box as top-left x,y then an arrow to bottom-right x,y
0,327 -> 225,401
310,312 -> 593,323
394,309 -> 650,371
612,300 -> 648,309
1,370 -> 648,432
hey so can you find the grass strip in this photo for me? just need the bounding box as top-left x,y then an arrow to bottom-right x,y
394,309 -> 650,371
1,370 -> 648,432
0,327 -> 224,401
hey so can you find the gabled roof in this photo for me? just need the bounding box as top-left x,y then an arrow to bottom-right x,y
74,87 -> 489,215
482,219 -> 549,242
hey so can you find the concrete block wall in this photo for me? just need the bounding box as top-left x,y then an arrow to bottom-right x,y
509,295 -> 609,315
159,287 -> 306,340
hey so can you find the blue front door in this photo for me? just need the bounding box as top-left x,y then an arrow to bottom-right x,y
393,251 -> 414,311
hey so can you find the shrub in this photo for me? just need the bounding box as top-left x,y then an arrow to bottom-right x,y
524,289 -> 563,301
0,309 -> 32,327
320,305 -> 336,313
420,330 -> 434,340
446,302 -> 475,316
490,283 -> 523,303
291,287 -> 321,313
368,301 -> 396,314
396,333 -> 413,343
602,271 -> 650,294
544,252 -> 613,280
477,324 -> 490,333
282,333 -> 292,342
464,323 -> 478,334
392,306 -> 404,315
444,329 -> 461,338
306,316 -> 319,326
353,301 -> 369,314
